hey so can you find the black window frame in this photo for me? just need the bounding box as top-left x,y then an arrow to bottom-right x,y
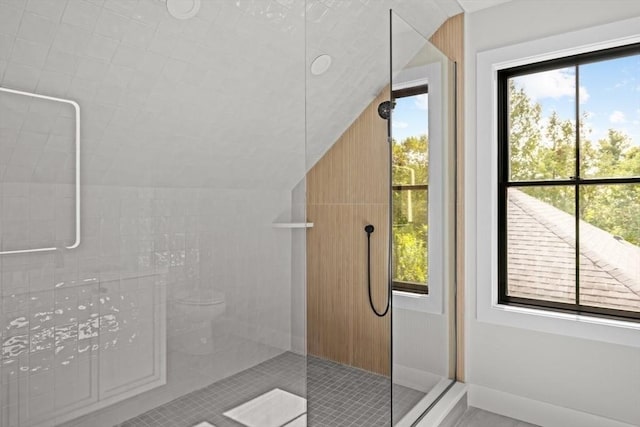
497,43 -> 640,322
391,84 -> 429,295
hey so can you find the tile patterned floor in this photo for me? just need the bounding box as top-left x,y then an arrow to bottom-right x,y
116,352 -> 304,427
307,356 -> 425,426
110,352 -> 425,427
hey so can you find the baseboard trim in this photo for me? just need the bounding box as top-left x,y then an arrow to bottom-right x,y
468,384 -> 638,427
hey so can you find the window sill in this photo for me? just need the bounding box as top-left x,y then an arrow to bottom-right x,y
393,281 -> 428,295
393,290 -> 443,314
478,299 -> 640,348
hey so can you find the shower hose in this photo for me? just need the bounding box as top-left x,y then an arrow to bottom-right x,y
365,224 -> 390,317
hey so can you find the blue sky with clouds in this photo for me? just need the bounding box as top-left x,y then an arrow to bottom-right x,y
513,54 -> 640,147
391,54 -> 639,147
391,93 -> 428,142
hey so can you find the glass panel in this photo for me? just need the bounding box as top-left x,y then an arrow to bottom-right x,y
305,1 -> 393,426
579,54 -> 640,179
2,2 -> 307,426
391,10 -> 456,426
579,184 -> 640,312
508,68 -> 576,181
507,186 -> 576,304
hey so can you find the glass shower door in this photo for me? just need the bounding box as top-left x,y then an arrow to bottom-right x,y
304,1 -> 392,425
303,5 -> 457,425
390,10 -> 457,426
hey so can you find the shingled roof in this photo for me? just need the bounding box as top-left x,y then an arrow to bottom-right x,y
507,189 -> 640,312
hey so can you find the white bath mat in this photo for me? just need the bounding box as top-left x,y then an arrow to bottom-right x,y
284,414 -> 307,426
223,388 -> 306,427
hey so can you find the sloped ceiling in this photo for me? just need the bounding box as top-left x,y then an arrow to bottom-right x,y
0,0 -> 463,190
456,0 -> 512,13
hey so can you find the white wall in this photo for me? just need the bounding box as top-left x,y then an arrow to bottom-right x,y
393,308 -> 449,391
465,1 -> 640,426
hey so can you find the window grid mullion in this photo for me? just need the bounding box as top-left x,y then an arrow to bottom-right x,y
497,71 -> 509,305
505,177 -> 640,187
574,64 -> 581,309
391,185 -> 428,191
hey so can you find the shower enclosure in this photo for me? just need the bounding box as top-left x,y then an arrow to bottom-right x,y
0,1 -> 458,426
305,7 -> 457,427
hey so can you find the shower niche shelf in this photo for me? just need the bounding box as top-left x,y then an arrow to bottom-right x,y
271,222 -> 314,229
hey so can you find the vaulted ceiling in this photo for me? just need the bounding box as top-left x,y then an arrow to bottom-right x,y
0,0 -> 499,190
455,0 -> 512,13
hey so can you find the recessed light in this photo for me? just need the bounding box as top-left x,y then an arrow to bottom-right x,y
167,0 -> 201,20
311,54 -> 332,76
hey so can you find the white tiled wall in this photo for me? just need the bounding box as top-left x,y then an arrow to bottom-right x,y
1,1 -> 303,424
0,0 -> 308,190
0,0 -> 466,425
1,185 -> 295,425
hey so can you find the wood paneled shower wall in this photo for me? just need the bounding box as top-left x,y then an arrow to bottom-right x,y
306,14 -> 464,378
306,88 -> 390,375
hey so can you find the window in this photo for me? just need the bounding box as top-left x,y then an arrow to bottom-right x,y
392,85 -> 429,294
497,44 -> 640,321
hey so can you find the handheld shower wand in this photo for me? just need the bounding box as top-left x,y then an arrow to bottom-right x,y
364,224 -> 390,317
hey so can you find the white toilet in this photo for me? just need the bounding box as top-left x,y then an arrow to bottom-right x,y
171,290 -> 226,355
